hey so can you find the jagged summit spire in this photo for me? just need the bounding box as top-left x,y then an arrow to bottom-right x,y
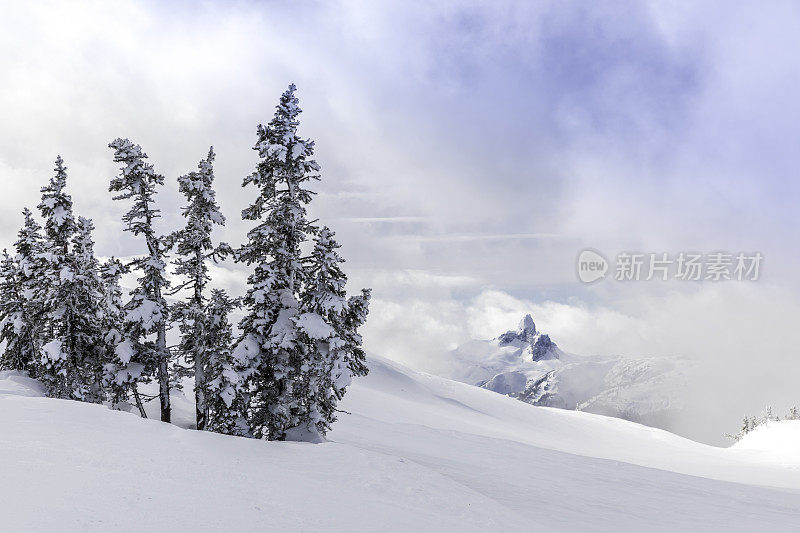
497,313 -> 559,361
518,314 -> 536,338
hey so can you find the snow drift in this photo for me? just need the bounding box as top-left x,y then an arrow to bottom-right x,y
1,359 -> 800,531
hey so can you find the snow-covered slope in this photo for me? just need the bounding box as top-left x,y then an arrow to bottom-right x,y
733,420 -> 800,465
441,315 -> 692,430
1,361 -> 799,532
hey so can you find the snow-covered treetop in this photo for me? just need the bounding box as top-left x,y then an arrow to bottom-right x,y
178,147 -> 222,212
208,288 -> 239,326
108,137 -> 171,337
100,257 -> 126,279
99,257 -> 128,326
172,146 -> 229,304
108,138 -> 165,237
109,138 -> 163,183
14,208 -> 43,261
305,226 -> 347,315
72,217 -> 97,268
0,248 -> 19,293
238,83 -> 322,310
175,146 -> 225,253
242,84 -> 320,221
38,156 -> 76,249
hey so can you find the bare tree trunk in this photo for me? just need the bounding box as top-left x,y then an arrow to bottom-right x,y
193,249 -> 207,430
132,385 -> 147,418
157,326 -> 171,423
195,358 -> 207,430
151,228 -> 170,424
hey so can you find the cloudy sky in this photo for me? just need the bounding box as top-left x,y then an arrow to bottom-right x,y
3,0 -> 800,443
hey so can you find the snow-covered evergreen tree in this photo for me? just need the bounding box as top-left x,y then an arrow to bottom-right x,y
235,84 -> 322,440
725,405 -> 800,441
98,257 -> 144,412
301,227 -> 346,433
234,84 -> 370,440
343,288 -> 371,379
300,227 -> 370,435
60,217 -> 107,402
99,258 -> 127,348
171,147 -> 229,430
759,406 -> 779,425
5,209 -> 47,373
204,289 -> 247,435
33,157 -> 107,402
38,157 -> 76,251
109,138 -> 173,422
0,250 -> 26,371
36,156 -> 81,398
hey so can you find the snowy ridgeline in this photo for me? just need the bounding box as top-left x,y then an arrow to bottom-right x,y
2,359 -> 800,532
0,84 -> 370,442
439,314 -> 694,431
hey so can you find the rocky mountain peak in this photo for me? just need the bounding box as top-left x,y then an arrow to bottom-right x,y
518,314 -> 536,340
497,314 -> 559,361
530,334 -> 557,361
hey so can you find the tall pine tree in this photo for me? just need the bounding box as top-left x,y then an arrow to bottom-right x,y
33,159 -> 107,401
108,138 -> 173,422
36,156 -> 80,398
204,289 -> 246,435
172,146 -> 229,430
0,209 -> 46,372
0,250 -> 26,371
11,209 -> 47,373
234,84 -> 370,441
235,84 -> 321,440
66,216 -> 107,402
343,288 -> 371,379
301,227 -> 370,436
98,257 -> 143,412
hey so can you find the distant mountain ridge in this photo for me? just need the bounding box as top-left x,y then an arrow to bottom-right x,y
442,314 -> 692,430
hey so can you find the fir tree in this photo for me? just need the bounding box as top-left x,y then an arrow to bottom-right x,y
99,258 -> 127,349
98,257 -> 144,412
8,209 -> 47,373
725,406 -> 800,441
34,158 -> 107,402
342,288 -> 371,379
301,227 -> 347,434
204,289 -> 247,435
171,147 -> 229,430
235,84 -> 321,440
234,85 -> 370,440
759,406 -> 779,425
70,217 -> 108,401
38,157 -> 76,254
300,227 -> 370,436
36,156 -> 82,398
0,250 -> 26,371
109,138 -> 173,422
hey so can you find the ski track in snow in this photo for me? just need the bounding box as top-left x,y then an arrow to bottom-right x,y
1,360 -> 799,532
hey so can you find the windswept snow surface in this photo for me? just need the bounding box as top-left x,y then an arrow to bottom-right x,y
733,420 -> 800,466
1,360 -> 800,532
